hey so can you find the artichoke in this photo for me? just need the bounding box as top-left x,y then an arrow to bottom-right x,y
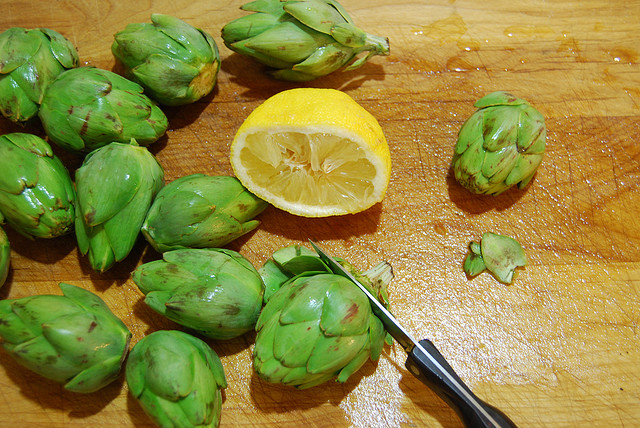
451,91 -> 546,195
463,232 -> 527,284
0,27 -> 78,123
0,225 -> 9,288
221,0 -> 390,81
126,330 -> 227,428
132,248 -> 265,340
112,14 -> 220,106
141,174 -> 268,253
38,67 -> 168,153
253,245 -> 392,389
75,141 -> 164,273
0,133 -> 76,238
0,282 -> 131,393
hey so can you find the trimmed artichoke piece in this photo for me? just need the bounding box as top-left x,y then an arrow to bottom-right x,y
259,244 -> 391,305
451,91 -> 546,195
463,232 -> 527,284
141,174 -> 268,253
38,67 -> 168,153
0,225 -> 9,288
0,27 -> 79,123
132,248 -> 265,340
254,245 -> 393,389
0,133 -> 76,238
126,330 -> 227,428
112,14 -> 220,106
0,282 -> 131,393
221,0 -> 390,81
75,141 -> 164,273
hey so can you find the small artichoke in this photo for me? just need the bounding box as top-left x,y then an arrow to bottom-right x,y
38,67 -> 168,153
254,245 -> 392,389
0,133 -> 76,238
0,27 -> 78,123
451,91 -> 546,195
0,225 -> 9,288
463,232 -> 527,284
141,174 -> 268,253
112,14 -> 220,106
0,282 -> 131,393
132,248 -> 265,340
221,0 -> 390,81
75,141 -> 164,273
126,330 -> 227,428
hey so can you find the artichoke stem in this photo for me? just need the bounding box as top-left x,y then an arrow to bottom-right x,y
363,33 -> 390,55
363,261 -> 393,288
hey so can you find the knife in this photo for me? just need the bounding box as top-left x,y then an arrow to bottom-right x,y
309,241 -> 517,428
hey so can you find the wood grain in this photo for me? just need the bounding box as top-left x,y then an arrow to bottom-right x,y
0,0 -> 639,426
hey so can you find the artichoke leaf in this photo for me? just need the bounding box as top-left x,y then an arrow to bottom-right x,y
517,108 -> 546,153
278,279 -> 326,324
0,77 -> 39,121
153,14 -> 212,61
454,111 -> 484,155
244,21 -> 319,63
11,335 -> 75,383
113,24 -> 178,66
0,28 -> 40,73
321,277 -> 369,336
288,44 -> 349,78
131,54 -> 198,101
230,37 -> 296,69
475,91 -> 527,108
283,0 -> 349,35
221,13 -> 282,45
482,106 -> 519,151
307,333 -> 367,374
330,23 -> 367,48
0,142 -> 41,193
273,319 -> 320,366
482,144 -> 519,183
182,332 -> 227,388
101,187 -> 152,261
260,259 -> 292,303
76,147 -> 144,226
64,354 -> 124,393
336,345 -> 369,383
505,154 -> 543,188
241,0 -> 287,15
145,343 -> 195,399
40,28 -> 79,69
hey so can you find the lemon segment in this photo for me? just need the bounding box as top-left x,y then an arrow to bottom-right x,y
230,88 -> 391,217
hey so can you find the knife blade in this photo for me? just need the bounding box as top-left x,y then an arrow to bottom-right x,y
309,241 -> 517,428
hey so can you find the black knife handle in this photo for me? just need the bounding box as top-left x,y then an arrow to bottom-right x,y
406,339 -> 517,428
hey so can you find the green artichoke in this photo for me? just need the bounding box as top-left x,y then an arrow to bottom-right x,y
0,133 -> 76,238
463,232 -> 527,284
0,27 -> 78,123
75,141 -> 164,273
112,14 -> 220,106
451,91 -> 546,195
141,174 -> 268,253
126,330 -> 227,428
221,0 -> 390,81
0,225 -> 9,288
0,282 -> 131,393
132,248 -> 265,340
253,245 -> 392,389
38,67 -> 168,153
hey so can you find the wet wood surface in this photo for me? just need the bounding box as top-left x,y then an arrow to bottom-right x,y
0,0 -> 639,426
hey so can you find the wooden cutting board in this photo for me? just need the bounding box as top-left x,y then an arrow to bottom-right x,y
0,0 -> 638,426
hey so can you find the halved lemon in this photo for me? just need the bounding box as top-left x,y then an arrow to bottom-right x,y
230,88 -> 391,217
